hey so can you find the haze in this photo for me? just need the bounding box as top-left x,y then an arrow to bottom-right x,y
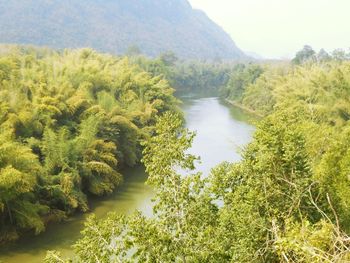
188,0 -> 350,59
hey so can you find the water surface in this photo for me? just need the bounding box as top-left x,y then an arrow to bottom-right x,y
182,97 -> 255,174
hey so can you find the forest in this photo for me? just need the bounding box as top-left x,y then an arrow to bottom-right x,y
0,45 -> 178,243
43,46 -> 350,262
130,51 -> 233,93
0,0 -> 245,59
1,0 -> 349,261
0,44 -> 350,262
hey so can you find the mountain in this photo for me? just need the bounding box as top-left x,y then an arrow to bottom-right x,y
0,0 -> 246,60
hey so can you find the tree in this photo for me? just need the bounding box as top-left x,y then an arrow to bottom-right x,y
292,45 -> 316,65
224,63 -> 264,102
125,45 -> 142,57
45,113 -> 222,262
0,133 -> 47,241
332,48 -> 349,61
317,48 -> 331,62
159,51 -> 178,67
0,45 -> 179,242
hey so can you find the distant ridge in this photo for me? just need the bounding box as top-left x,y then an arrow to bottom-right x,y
0,0 -> 246,60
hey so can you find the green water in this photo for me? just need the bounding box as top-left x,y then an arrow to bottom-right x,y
0,96 -> 255,262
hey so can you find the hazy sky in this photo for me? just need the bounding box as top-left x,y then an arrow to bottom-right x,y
188,0 -> 350,59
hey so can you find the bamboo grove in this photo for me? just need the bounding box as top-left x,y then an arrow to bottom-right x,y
0,45 -> 178,243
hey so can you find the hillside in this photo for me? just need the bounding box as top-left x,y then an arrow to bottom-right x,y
0,0 -> 246,60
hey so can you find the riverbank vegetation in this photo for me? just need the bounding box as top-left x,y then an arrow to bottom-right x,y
222,46 -> 350,117
46,46 -> 350,262
0,45 -> 178,243
131,51 -> 234,94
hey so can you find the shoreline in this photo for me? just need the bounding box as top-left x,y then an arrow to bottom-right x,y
224,99 -> 264,118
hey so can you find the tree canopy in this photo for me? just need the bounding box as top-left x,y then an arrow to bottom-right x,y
0,45 -> 178,243
45,52 -> 350,262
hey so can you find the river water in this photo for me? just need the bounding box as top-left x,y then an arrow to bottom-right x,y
0,96 -> 255,263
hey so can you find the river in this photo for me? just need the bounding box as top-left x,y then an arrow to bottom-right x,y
0,96 -> 255,263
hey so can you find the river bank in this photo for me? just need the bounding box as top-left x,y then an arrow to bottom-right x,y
0,96 -> 255,263
224,99 -> 264,118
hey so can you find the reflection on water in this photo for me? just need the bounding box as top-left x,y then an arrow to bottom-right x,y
181,97 -> 255,175
0,166 -> 153,263
0,95 -> 255,263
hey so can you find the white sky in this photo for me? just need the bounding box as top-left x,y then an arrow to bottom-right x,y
188,0 -> 350,59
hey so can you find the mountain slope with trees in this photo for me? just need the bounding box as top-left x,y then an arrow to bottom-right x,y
0,0 -> 245,60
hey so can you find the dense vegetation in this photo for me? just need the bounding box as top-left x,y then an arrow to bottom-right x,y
0,45 -> 178,243
0,0 -> 245,60
46,47 -> 350,262
223,46 -> 350,116
133,52 -> 234,94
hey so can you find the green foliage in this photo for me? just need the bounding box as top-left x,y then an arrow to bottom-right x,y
0,133 -> 47,241
47,106 -> 341,262
292,45 -> 316,65
223,59 -> 350,121
46,113 -> 221,262
134,54 -> 235,94
292,45 -> 350,65
218,56 -> 350,260
223,63 -> 264,101
48,54 -> 350,262
274,219 -> 350,262
0,45 -> 178,242
204,111 -> 322,262
316,127 -> 350,232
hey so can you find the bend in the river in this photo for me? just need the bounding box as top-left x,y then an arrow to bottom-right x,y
0,95 -> 255,263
